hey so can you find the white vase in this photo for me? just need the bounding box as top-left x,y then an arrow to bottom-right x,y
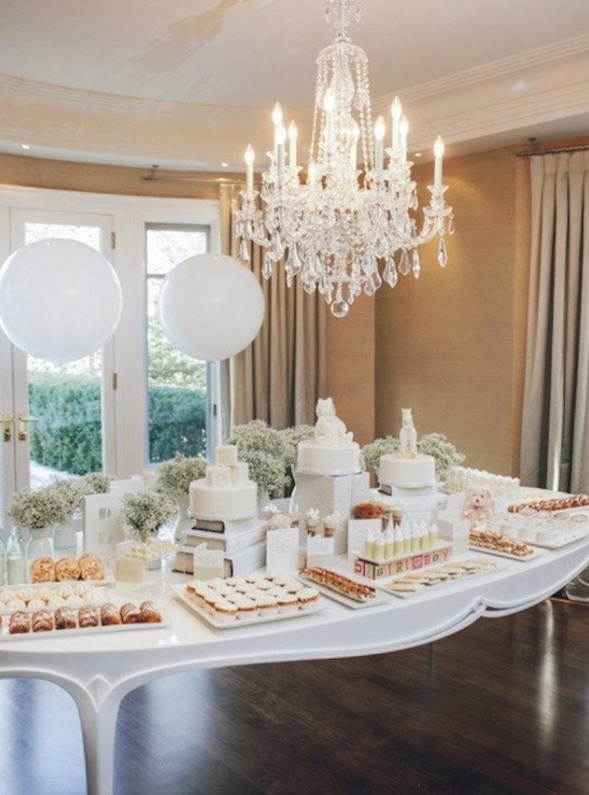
174,494 -> 193,543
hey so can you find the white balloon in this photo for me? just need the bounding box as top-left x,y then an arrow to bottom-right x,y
158,253 -> 265,361
0,238 -> 122,364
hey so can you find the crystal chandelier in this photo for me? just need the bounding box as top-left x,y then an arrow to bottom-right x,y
233,0 -> 454,318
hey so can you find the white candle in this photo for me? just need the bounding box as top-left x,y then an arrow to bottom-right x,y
288,121 -> 298,173
324,89 -> 335,150
391,96 -> 402,150
400,115 -> 409,161
374,115 -> 385,176
276,122 -> 286,185
434,135 -> 444,186
244,144 -> 255,193
272,102 -> 283,156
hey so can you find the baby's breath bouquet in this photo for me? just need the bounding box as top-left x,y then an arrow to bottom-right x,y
361,435 -> 399,473
8,485 -> 70,529
417,433 -> 465,480
119,490 -> 177,541
228,420 -> 292,496
50,472 -> 115,516
156,453 -> 207,498
277,424 -> 315,469
79,472 -> 114,495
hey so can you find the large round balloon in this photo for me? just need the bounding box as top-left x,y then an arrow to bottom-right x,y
0,238 -> 122,364
158,253 -> 265,361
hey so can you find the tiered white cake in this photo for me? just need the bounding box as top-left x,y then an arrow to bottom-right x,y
189,445 -> 257,520
296,397 -> 361,475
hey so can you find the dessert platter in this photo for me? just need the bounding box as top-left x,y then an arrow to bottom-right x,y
468,529 -> 543,561
299,566 -> 390,609
0,593 -> 166,640
501,510 -> 589,549
380,557 -> 500,598
171,572 -> 324,628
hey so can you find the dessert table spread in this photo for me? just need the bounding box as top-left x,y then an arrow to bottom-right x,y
2,536 -> 589,795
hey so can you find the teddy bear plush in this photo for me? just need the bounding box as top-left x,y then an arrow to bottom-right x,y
461,487 -> 495,528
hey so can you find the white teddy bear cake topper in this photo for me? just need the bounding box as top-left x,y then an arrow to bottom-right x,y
399,408 -> 418,455
314,397 -> 354,446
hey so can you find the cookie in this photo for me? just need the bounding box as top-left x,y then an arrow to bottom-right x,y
30,556 -> 56,583
55,557 -> 81,581
79,553 -> 105,581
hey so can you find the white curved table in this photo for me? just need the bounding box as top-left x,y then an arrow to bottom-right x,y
2,537 -> 588,795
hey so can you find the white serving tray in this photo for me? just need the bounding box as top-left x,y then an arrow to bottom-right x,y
380,558 -> 500,599
171,584 -> 325,629
298,573 -> 389,610
468,543 -> 544,562
0,602 -> 168,641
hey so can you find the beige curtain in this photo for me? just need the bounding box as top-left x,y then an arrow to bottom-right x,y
520,150 -> 589,492
219,184 -> 326,432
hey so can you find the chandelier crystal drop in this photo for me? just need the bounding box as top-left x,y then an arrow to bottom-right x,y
233,0 -> 454,318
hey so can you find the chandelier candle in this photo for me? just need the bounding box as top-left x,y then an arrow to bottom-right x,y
234,0 -> 454,317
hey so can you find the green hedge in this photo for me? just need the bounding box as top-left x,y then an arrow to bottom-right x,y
29,374 -> 206,475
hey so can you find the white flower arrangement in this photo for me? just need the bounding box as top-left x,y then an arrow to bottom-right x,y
8,485 -> 70,529
417,433 -> 465,479
156,453 -> 207,498
119,490 -> 177,542
79,472 -> 114,495
277,424 -> 315,469
228,421 -> 292,496
228,420 -> 317,496
361,436 -> 399,472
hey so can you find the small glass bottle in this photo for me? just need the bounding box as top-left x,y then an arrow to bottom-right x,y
7,527 -> 26,585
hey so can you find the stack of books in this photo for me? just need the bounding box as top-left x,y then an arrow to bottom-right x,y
174,517 -> 267,577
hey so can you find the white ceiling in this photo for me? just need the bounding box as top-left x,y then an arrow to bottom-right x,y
0,0 -> 588,173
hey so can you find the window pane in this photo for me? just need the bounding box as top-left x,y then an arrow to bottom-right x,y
145,225 -> 209,464
24,223 -> 104,485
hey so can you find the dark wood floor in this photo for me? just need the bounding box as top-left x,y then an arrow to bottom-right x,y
1,598 -> 589,795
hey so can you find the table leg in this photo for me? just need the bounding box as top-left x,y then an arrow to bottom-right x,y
73,686 -> 121,795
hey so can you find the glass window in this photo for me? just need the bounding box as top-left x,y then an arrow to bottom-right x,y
145,224 -> 209,464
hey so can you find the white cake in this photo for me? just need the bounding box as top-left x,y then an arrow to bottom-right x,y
378,453 -> 437,490
297,440 -> 361,475
296,397 -> 360,475
189,444 -> 257,520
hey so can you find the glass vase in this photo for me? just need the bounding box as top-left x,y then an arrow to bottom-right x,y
174,494 -> 193,543
25,525 -> 55,561
54,511 -> 79,552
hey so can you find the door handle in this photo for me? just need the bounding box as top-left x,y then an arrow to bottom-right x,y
17,413 -> 38,442
2,414 -> 12,442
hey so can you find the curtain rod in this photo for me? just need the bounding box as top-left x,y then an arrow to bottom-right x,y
516,143 -> 589,157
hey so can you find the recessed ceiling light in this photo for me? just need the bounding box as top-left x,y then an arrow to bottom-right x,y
221,162 -> 228,168
21,144 -> 30,150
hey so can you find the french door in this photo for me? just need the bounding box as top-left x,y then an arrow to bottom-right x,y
0,208 -> 115,516
0,187 -> 221,526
